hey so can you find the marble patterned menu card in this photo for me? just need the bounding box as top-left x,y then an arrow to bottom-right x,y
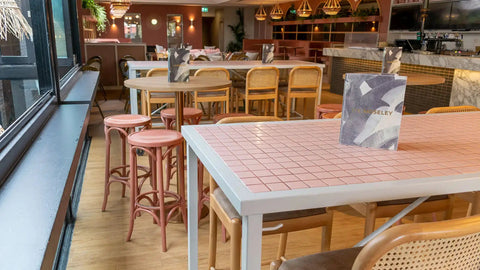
340,73 -> 407,151
262,44 -> 275,64
168,48 -> 190,82
381,47 -> 402,74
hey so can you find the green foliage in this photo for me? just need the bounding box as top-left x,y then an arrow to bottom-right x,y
226,9 -> 245,52
82,0 -> 107,32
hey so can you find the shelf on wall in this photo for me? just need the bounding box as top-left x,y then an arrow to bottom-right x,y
271,16 -> 381,26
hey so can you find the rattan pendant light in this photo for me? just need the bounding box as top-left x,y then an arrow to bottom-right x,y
0,0 -> 32,40
255,4 -> 267,21
297,0 -> 313,17
322,0 -> 341,15
270,2 -> 283,20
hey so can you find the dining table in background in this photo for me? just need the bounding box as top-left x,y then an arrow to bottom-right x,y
182,112 -> 480,270
126,60 -> 325,116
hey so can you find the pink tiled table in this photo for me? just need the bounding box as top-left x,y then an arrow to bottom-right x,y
182,112 -> 480,270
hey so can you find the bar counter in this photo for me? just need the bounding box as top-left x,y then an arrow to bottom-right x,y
324,48 -> 480,113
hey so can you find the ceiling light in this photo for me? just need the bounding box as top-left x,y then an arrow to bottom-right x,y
322,0 -> 341,16
297,0 -> 312,18
255,5 -> 267,21
270,3 -> 283,20
110,0 -> 131,19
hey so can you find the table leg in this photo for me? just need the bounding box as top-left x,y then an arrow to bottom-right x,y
187,144 -> 199,270
175,92 -> 184,132
241,214 -> 263,270
128,69 -> 139,115
471,191 -> 480,215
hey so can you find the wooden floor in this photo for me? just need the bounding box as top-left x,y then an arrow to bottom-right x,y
67,94 -> 469,270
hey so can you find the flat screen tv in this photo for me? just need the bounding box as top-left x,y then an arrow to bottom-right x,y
450,0 -> 480,30
424,2 -> 452,29
390,5 -> 421,30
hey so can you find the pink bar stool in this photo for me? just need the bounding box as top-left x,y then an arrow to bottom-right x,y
126,129 -> 187,252
160,107 -> 202,129
103,114 -> 151,211
161,107 -> 208,221
315,104 -> 343,119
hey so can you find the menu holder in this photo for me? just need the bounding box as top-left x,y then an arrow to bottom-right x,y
381,47 -> 402,74
168,48 -> 190,82
262,44 -> 275,64
339,73 -> 407,151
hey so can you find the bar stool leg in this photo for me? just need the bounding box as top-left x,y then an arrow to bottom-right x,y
102,125 -> 111,212
156,147 -> 168,252
127,146 -> 138,241
177,143 -> 188,232
121,131 -> 127,197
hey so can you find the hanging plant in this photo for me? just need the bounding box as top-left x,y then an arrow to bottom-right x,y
82,0 -> 107,32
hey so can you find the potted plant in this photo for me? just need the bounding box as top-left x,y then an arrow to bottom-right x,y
82,0 -> 107,32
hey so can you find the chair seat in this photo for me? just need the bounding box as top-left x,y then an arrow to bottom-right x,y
377,195 -> 449,206
160,107 -> 203,119
278,247 -> 363,270
213,188 -> 326,221
128,129 -> 183,148
213,113 -> 253,123
104,114 -> 151,128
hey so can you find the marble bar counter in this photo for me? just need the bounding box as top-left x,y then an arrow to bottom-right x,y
323,48 -> 480,113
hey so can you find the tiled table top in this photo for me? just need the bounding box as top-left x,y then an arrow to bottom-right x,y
194,113 -> 480,193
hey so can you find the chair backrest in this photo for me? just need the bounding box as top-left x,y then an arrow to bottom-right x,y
425,105 -> 480,114
146,68 -> 168,77
86,56 -> 102,65
194,68 -> 230,80
333,112 -> 342,119
229,52 -> 249,61
288,66 -> 322,92
352,215 -> 480,270
246,66 -> 279,92
216,116 -> 282,124
119,55 -> 136,79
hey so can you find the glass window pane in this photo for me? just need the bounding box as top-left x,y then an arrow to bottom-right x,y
124,13 -> 142,42
52,0 -> 67,58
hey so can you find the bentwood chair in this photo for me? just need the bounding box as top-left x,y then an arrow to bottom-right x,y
279,66 -> 322,120
237,66 -> 280,117
82,57 -> 106,118
209,116 -> 333,270
142,68 -> 175,119
426,105 -> 480,216
193,68 -> 230,117
274,215 -> 480,270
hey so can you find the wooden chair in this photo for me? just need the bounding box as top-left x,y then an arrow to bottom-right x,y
279,66 -> 322,120
142,68 -> 175,119
237,66 -> 280,117
209,116 -> 333,270
119,55 -> 136,102
274,214 -> 480,270
193,68 -> 230,117
425,105 -> 480,114
194,55 -> 210,61
425,105 -> 480,216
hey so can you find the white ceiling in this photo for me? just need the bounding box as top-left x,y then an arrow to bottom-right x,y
131,0 -> 293,6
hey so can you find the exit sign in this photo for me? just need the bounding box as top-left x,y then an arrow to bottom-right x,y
202,7 -> 208,12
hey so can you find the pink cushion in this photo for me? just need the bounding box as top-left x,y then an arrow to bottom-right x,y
104,114 -> 151,128
128,129 -> 183,148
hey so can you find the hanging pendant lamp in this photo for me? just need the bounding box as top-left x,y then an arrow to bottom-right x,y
322,0 -> 341,16
255,5 -> 267,21
297,0 -> 313,17
110,0 -> 131,19
270,3 -> 283,20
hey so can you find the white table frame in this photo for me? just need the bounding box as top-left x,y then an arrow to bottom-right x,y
182,116 -> 480,270
127,60 -> 325,115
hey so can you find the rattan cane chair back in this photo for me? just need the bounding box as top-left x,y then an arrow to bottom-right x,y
425,105 -> 480,114
193,68 -> 230,115
142,68 -> 175,118
280,66 -> 322,120
239,66 -> 279,117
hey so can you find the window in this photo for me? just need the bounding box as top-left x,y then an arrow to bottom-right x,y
0,0 -> 81,180
124,13 -> 142,42
0,0 -> 47,132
